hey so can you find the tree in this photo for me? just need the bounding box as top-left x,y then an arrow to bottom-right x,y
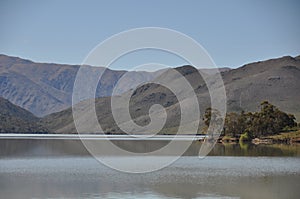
203,107 -> 224,136
220,101 -> 297,139
249,101 -> 296,137
224,112 -> 240,137
204,107 -> 212,127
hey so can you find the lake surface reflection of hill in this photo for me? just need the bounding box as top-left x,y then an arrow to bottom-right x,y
0,139 -> 300,199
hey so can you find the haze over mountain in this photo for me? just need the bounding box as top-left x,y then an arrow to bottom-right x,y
41,55 -> 300,134
0,54 -> 164,116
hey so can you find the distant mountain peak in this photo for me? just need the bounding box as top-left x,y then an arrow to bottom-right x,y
295,55 -> 300,60
0,54 -> 164,116
0,54 -> 33,66
174,65 -> 197,76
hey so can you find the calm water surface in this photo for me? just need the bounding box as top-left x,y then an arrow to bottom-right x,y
0,139 -> 299,199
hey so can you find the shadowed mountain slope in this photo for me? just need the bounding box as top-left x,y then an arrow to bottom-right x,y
0,97 -> 48,133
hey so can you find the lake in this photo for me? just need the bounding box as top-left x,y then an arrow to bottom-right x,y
0,137 -> 300,199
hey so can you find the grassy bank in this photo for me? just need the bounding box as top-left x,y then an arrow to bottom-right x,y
219,130 -> 300,144
263,130 -> 300,144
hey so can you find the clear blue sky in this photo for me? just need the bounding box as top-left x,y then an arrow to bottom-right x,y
1,0 -> 299,70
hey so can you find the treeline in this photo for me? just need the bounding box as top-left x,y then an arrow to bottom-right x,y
204,101 -> 297,139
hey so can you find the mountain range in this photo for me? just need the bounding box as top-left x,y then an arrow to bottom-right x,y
0,54 -> 299,134
0,54 -> 165,116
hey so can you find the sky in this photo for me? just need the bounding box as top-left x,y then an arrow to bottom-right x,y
0,0 -> 299,70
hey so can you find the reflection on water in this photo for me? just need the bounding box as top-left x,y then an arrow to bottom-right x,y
0,139 -> 300,199
0,139 -> 299,157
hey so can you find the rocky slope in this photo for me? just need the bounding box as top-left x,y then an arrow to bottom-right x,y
0,97 -> 48,133
42,55 -> 300,134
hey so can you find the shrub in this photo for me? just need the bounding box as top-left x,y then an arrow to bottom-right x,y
239,132 -> 251,143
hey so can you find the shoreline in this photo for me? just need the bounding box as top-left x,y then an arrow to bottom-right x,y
1,132 -> 299,144
217,130 -> 300,145
0,133 -> 208,141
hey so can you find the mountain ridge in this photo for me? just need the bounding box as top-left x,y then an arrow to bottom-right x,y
0,54 -> 165,116
0,54 -> 299,134
42,55 -> 300,134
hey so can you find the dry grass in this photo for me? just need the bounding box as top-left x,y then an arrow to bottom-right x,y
265,130 -> 300,143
